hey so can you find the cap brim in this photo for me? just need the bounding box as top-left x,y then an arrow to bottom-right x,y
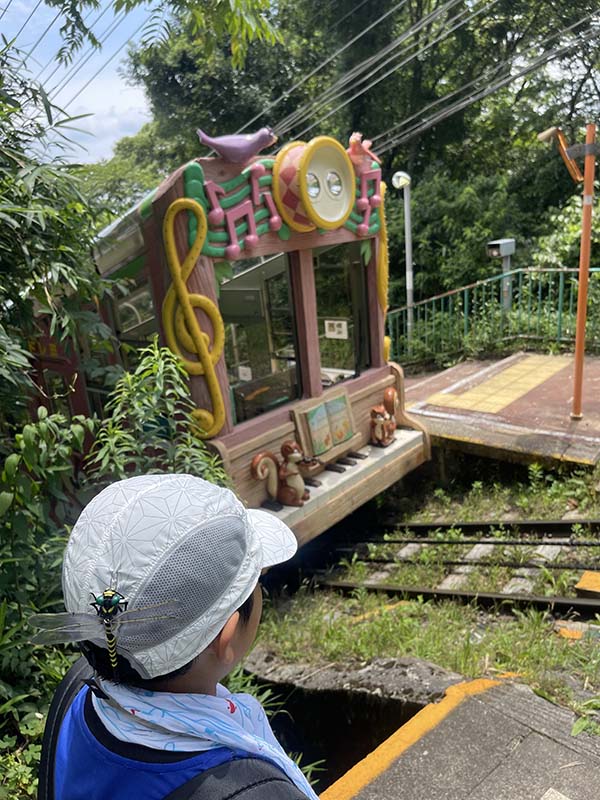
247,509 -> 298,568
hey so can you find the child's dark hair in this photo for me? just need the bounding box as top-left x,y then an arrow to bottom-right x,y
81,590 -> 255,689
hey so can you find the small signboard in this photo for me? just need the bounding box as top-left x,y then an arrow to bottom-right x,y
324,319 -> 348,340
238,365 -> 253,382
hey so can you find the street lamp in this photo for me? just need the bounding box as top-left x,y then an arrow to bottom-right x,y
392,171 -> 413,341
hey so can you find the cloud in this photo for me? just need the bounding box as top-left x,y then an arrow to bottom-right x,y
53,74 -> 151,163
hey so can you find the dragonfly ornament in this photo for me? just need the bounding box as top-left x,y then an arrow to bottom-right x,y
30,589 -> 181,670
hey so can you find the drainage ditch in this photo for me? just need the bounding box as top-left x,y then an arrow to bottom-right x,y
246,655 -> 463,793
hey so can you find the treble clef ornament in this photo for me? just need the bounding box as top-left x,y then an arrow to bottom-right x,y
162,198 -> 226,438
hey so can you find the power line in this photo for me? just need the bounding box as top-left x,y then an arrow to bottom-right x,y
234,0 -> 410,136
373,8 -> 600,149
325,0 -> 372,33
62,14 -> 150,110
33,4 -> 108,82
275,0 -> 468,138
12,0 -> 43,46
287,0 -> 494,142
48,10 -> 128,99
377,21 -> 600,154
0,0 -> 14,22
20,10 -> 61,65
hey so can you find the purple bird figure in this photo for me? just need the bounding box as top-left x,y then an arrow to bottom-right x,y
196,127 -> 278,163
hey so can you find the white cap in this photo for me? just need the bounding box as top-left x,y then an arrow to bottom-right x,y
62,474 -> 297,679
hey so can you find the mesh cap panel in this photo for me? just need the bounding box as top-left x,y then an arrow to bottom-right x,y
119,515 -> 247,652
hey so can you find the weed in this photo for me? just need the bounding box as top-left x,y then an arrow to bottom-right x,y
259,589 -> 600,715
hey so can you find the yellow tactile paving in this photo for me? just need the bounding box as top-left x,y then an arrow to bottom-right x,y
425,355 -> 571,414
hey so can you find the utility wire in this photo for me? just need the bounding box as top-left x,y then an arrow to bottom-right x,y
48,10 -> 128,99
325,0 -> 372,33
287,0 -> 494,142
234,0 -> 409,136
11,0 -> 43,46
33,4 -> 108,82
20,10 -> 61,65
62,14 -> 150,109
377,21 -> 600,154
0,0 -> 14,22
374,8 -> 599,149
275,0 -> 469,138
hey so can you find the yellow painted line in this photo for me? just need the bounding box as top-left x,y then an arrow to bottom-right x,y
424,355 -> 571,414
320,679 -> 499,800
349,601 -> 411,625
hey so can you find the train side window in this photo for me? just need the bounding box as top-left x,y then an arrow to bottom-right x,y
314,242 -> 370,388
220,254 -> 301,424
113,277 -> 158,371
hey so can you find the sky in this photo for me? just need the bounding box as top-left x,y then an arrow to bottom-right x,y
2,0 -> 152,162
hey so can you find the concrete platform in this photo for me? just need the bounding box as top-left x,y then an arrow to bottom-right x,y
405,353 -> 600,465
321,679 -> 600,800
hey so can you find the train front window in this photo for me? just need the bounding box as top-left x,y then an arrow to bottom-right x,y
314,242 -> 370,388
220,254 -> 301,424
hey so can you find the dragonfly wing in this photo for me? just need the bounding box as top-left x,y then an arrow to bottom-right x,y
115,600 -> 181,625
29,613 -> 103,645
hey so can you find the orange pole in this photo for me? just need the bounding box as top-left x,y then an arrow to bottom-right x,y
571,123 -> 596,419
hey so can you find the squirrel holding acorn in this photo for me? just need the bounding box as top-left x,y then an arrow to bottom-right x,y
251,440 -> 310,507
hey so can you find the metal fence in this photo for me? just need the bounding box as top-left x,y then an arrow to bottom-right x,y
386,267 -> 600,365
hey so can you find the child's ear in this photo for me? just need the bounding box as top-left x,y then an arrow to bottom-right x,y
211,611 -> 240,665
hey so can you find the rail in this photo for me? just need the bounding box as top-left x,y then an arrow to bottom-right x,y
386,267 -> 600,364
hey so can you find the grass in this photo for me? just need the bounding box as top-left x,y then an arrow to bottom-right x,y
259,587 -> 600,712
379,454 -> 600,523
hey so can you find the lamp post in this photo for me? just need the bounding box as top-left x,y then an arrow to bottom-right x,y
392,171 -> 413,342
538,124 -> 597,419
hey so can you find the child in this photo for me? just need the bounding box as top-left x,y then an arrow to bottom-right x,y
34,473 -> 318,800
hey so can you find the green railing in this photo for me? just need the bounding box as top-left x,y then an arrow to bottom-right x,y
387,267 -> 600,365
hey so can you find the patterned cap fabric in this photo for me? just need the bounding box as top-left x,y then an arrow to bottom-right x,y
62,474 -> 297,679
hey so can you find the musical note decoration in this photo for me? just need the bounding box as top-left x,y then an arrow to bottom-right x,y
162,198 -> 226,438
355,168 -> 382,237
182,144 -> 383,260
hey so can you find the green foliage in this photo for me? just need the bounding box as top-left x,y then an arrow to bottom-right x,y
532,191 -> 600,269
43,0 -> 280,67
88,338 -> 228,484
0,408 -> 95,798
0,45 -> 104,344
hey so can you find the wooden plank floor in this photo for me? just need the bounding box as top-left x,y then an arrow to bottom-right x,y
404,353 -> 600,465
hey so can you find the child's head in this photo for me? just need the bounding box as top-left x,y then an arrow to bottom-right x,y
62,474 -> 297,691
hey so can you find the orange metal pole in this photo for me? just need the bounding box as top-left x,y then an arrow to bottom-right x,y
571,123 -> 596,419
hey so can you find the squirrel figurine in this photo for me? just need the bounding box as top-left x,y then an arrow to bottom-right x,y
370,405 -> 394,447
251,440 -> 310,507
383,386 -> 399,436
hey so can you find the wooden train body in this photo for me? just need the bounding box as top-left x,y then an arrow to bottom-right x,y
59,133 -> 430,543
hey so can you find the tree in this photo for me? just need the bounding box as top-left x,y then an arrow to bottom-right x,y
43,0 -> 280,68
0,44 -> 113,432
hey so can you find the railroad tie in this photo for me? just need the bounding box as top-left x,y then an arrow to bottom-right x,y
436,542 -> 495,590
502,540 -> 565,595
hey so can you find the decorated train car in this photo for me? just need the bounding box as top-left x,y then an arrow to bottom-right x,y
92,129 -> 430,544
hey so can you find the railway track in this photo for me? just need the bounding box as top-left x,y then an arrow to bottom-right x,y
310,519 -> 600,619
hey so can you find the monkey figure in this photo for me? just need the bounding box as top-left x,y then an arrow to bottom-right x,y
370,405 -> 394,447
251,440 -> 310,507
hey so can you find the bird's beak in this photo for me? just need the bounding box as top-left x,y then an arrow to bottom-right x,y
272,134 -> 278,143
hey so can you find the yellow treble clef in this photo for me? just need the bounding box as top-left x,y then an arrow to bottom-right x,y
162,198 -> 226,438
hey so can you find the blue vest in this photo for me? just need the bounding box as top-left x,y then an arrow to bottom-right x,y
55,688 -> 245,800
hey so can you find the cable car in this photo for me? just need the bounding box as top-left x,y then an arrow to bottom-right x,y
92,131 -> 430,544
